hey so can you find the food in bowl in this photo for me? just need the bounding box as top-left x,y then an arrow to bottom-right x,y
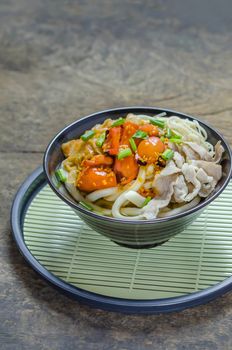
55,112 -> 224,220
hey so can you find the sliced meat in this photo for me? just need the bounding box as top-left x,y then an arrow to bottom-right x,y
190,160 -> 223,197
184,142 -> 212,161
173,175 -> 189,203
143,173 -> 178,219
196,168 -> 216,197
212,141 -> 224,163
181,163 -> 201,202
190,160 -> 222,182
153,160 -> 180,180
181,144 -> 200,161
173,151 -> 185,168
183,141 -> 224,163
142,160 -> 181,219
168,141 -> 179,152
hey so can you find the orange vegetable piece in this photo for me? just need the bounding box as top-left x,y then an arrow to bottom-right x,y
137,137 -> 165,164
120,121 -> 139,146
114,155 -> 139,185
82,155 -> 113,167
77,167 -> 117,192
138,124 -> 159,136
103,127 -> 121,155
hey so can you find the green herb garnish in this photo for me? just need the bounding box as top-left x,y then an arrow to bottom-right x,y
132,130 -> 148,139
167,129 -> 182,139
142,196 -> 152,207
55,169 -> 67,183
118,148 -> 132,160
96,131 -> 106,147
160,136 -> 166,142
169,138 -> 182,144
129,137 -> 137,152
81,130 -> 95,141
111,118 -> 125,127
172,134 -> 181,139
161,149 -> 174,160
79,201 -> 93,211
150,119 -> 165,129
166,128 -> 172,138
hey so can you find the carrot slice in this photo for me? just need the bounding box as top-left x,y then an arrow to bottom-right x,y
103,127 -> 121,155
82,155 -> 113,167
114,155 -> 139,185
77,167 -> 117,192
120,121 -> 139,146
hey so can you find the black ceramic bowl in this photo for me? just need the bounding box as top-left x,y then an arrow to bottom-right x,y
43,107 -> 232,248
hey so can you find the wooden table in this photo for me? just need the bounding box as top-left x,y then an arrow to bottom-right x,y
1,0 -> 232,349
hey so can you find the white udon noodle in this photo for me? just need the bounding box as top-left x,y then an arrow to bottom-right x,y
62,114 -> 218,219
162,116 -> 214,154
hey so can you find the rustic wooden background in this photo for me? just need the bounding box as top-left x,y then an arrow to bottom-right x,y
1,0 -> 232,349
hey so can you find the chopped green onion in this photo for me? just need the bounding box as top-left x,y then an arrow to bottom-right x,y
142,196 -> 152,207
111,118 -> 125,127
81,130 -> 95,141
166,128 -> 172,138
150,119 -> 165,129
132,130 -> 148,139
55,169 -> 67,183
96,131 -> 106,147
161,149 -> 174,160
118,148 -> 132,160
172,133 -> 181,139
79,201 -> 93,211
160,136 -> 166,142
169,138 -> 182,144
136,112 -> 167,125
129,137 -> 137,152
54,176 -> 62,189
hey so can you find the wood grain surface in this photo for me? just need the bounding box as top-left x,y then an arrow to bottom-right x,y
1,0 -> 232,349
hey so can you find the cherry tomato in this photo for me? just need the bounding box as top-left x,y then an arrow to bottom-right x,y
138,124 -> 159,136
137,137 -> 165,164
77,167 -> 117,192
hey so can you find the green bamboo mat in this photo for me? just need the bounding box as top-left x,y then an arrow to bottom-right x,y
23,182 -> 232,299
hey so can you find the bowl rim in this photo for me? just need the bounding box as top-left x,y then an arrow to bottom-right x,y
43,106 -> 232,224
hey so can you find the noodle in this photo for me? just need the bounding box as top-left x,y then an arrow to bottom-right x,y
158,196 -> 201,218
86,187 -> 118,202
65,182 -> 112,216
111,166 -> 146,219
124,191 -> 146,208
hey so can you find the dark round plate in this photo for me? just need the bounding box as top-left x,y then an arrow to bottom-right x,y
11,167 -> 232,314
